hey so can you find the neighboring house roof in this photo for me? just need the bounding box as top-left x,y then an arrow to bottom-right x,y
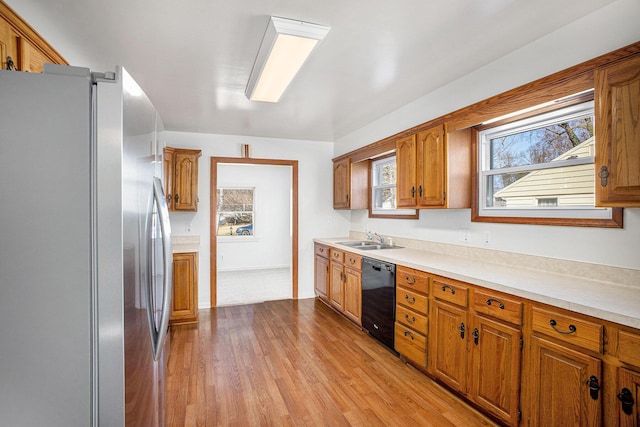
494,137 -> 594,206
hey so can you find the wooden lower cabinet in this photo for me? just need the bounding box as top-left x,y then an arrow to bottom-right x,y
529,335 -> 602,427
170,252 -> 198,325
343,265 -> 361,325
314,244 -> 329,301
430,299 -> 469,392
618,367 -> 640,426
329,258 -> 344,311
327,249 -> 362,325
395,266 -> 430,368
310,248 -> 640,426
470,315 -> 522,426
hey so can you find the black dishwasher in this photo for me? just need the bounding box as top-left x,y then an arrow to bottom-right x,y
361,257 -> 396,351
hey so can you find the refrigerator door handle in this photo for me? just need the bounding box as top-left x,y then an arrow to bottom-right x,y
151,176 -> 173,361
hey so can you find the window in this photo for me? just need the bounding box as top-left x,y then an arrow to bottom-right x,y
370,156 -> 417,218
476,99 -> 616,224
216,188 -> 255,237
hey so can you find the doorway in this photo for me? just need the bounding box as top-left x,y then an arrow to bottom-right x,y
210,157 -> 298,307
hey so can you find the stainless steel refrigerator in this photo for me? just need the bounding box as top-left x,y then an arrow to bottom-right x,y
0,65 -> 173,426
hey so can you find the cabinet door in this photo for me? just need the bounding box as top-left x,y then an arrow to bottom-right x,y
343,267 -> 361,325
430,300 -> 468,392
595,54 -> 640,207
333,158 -> 350,209
396,134 -> 418,207
163,147 -> 175,210
529,335 -> 602,427
618,367 -> 640,427
314,254 -> 329,301
329,261 -> 344,310
470,316 -> 521,426
171,252 -> 198,324
416,126 -> 445,207
0,17 -> 15,70
173,150 -> 200,211
19,38 -> 48,72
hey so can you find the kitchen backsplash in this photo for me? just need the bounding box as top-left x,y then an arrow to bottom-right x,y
349,231 -> 639,289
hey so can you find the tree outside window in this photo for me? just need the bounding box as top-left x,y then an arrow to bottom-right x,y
216,188 -> 254,237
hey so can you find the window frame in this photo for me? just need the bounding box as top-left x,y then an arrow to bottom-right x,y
216,187 -> 257,240
472,96 -> 622,228
369,154 -> 418,219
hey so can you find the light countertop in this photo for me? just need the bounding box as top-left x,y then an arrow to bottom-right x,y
172,235 -> 200,253
314,237 -> 640,329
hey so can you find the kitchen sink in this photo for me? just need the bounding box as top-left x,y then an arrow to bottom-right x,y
337,241 -> 403,250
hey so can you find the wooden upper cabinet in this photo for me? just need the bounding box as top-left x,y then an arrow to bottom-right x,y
0,1 -> 66,71
595,54 -> 640,207
417,126 -> 445,207
396,125 -> 471,209
396,134 -> 418,207
333,158 -> 350,209
332,157 -> 368,210
164,147 -> 201,212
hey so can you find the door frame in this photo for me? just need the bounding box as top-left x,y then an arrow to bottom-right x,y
210,157 -> 298,307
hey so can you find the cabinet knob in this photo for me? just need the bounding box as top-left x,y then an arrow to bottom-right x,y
459,322 -> 465,339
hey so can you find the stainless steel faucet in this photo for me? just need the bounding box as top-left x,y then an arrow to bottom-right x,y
374,232 -> 385,244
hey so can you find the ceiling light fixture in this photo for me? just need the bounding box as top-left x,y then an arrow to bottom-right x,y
245,16 -> 330,103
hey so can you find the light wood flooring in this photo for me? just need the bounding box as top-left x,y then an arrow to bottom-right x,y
166,298 -> 497,426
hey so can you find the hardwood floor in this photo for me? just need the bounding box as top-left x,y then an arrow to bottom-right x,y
166,298 -> 497,426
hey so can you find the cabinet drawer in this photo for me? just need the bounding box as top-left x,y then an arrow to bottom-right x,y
396,305 -> 428,335
395,322 -> 427,367
396,266 -> 429,295
329,248 -> 344,263
532,306 -> 604,353
432,276 -> 469,307
345,252 -> 362,271
396,287 -> 428,313
619,330 -> 640,367
314,243 -> 329,258
473,289 -> 523,325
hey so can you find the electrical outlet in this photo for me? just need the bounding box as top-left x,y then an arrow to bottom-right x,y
185,223 -> 192,232
483,231 -> 491,245
459,229 -> 470,242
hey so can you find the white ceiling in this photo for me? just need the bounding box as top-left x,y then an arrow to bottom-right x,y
7,0 -> 616,142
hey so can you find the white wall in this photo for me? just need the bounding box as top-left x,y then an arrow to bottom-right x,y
217,163 -> 291,270
164,132 -> 350,308
335,0 -> 640,270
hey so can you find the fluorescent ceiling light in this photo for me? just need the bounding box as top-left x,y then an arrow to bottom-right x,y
246,16 -> 330,103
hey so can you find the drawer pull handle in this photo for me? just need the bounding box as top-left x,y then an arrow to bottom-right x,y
350,258 -> 356,264
405,276 -> 416,284
486,298 -> 505,309
441,284 -> 456,295
319,247 -> 324,253
404,294 -> 415,304
618,388 -> 634,415
549,319 -> 576,334
403,330 -> 414,340
404,314 -> 416,323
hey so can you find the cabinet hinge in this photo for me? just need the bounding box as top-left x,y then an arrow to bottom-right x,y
520,338 -> 524,350
443,191 -> 446,201
517,409 -> 522,422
